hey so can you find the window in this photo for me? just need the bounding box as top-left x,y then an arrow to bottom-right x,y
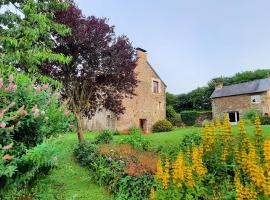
152,80 -> 159,93
228,111 -> 239,123
251,95 -> 261,104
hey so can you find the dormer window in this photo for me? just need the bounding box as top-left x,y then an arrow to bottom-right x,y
152,80 -> 159,93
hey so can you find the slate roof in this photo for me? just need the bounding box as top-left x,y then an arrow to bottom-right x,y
210,77 -> 270,99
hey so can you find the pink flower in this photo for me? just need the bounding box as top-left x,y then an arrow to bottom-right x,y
0,78 -> 3,89
5,83 -> 17,92
64,110 -> 70,116
17,106 -> 27,116
8,74 -> 13,83
32,105 -> 40,117
33,110 -> 39,117
2,154 -> 14,160
3,143 -> 13,150
35,86 -> 42,93
42,83 -> 49,90
0,122 -> 6,128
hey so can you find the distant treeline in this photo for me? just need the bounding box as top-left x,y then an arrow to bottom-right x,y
167,69 -> 270,112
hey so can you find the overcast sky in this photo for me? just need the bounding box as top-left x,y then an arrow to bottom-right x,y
75,0 -> 270,94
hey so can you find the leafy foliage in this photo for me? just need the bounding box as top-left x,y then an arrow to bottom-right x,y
180,111 -> 197,126
120,128 -> 150,151
0,71 -> 74,195
41,1 -> 137,141
153,120 -> 173,133
0,0 -> 70,73
93,129 -> 113,145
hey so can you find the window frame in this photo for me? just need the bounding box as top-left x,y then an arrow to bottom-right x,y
152,79 -> 160,94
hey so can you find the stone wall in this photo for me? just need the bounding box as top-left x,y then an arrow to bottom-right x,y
116,50 -> 166,133
84,49 -> 166,133
212,91 -> 270,118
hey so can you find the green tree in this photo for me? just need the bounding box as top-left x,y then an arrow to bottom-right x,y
0,0 -> 70,73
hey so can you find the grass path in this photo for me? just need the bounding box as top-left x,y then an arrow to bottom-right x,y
31,134 -> 112,200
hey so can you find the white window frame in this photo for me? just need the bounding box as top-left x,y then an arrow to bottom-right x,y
251,95 -> 261,104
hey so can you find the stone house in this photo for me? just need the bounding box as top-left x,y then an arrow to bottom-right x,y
83,48 -> 166,133
210,77 -> 270,123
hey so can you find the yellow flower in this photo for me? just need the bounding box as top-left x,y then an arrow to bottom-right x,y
221,146 -> 228,163
149,187 -> 155,200
156,158 -> 163,180
192,145 -> 207,178
172,151 -> 185,187
234,171 -> 257,200
162,158 -> 170,189
184,165 -> 194,187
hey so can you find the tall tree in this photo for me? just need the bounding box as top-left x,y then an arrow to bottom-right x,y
41,2 -> 138,142
0,0 -> 70,73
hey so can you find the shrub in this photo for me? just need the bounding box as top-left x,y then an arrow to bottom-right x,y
0,139 -> 61,198
121,128 -> 150,151
73,142 -> 98,168
152,119 -> 173,132
172,113 -> 182,127
93,129 -> 113,144
115,175 -> 154,200
166,106 -> 177,123
179,132 -> 202,151
0,71 -> 74,195
243,108 -> 260,123
180,110 -> 197,126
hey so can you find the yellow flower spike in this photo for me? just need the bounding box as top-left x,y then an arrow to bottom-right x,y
172,151 -> 185,187
162,158 -> 170,189
192,145 -> 207,178
156,158 -> 163,180
149,187 -> 155,200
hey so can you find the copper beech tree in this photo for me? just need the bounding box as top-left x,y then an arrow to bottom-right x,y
41,2 -> 137,142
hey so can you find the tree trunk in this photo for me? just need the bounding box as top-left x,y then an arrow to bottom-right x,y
75,111 -> 85,142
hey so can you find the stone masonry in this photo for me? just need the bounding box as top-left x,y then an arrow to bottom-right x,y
212,91 -> 270,119
83,48 -> 166,133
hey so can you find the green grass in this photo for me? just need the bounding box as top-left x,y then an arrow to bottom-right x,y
30,124 -> 270,199
113,124 -> 270,148
31,133 -> 113,200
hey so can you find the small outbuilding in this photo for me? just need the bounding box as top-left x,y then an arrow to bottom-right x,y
210,77 -> 270,123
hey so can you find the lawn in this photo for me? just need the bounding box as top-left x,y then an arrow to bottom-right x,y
30,134 -> 113,200
114,124 -> 270,148
30,124 -> 270,199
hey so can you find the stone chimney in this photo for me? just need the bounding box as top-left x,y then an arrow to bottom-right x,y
136,47 -> 147,61
215,83 -> 223,90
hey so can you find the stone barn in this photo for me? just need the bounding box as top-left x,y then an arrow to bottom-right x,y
83,48 -> 166,133
210,77 -> 270,123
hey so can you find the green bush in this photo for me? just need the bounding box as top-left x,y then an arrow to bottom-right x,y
180,132 -> 202,151
172,113 -> 182,127
166,106 -> 176,122
243,108 -> 260,123
74,141 -> 154,200
0,139 -> 61,198
152,119 -> 173,132
93,129 -> 113,145
121,128 -> 150,151
180,111 -> 197,126
0,71 -> 74,195
115,175 -> 154,200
